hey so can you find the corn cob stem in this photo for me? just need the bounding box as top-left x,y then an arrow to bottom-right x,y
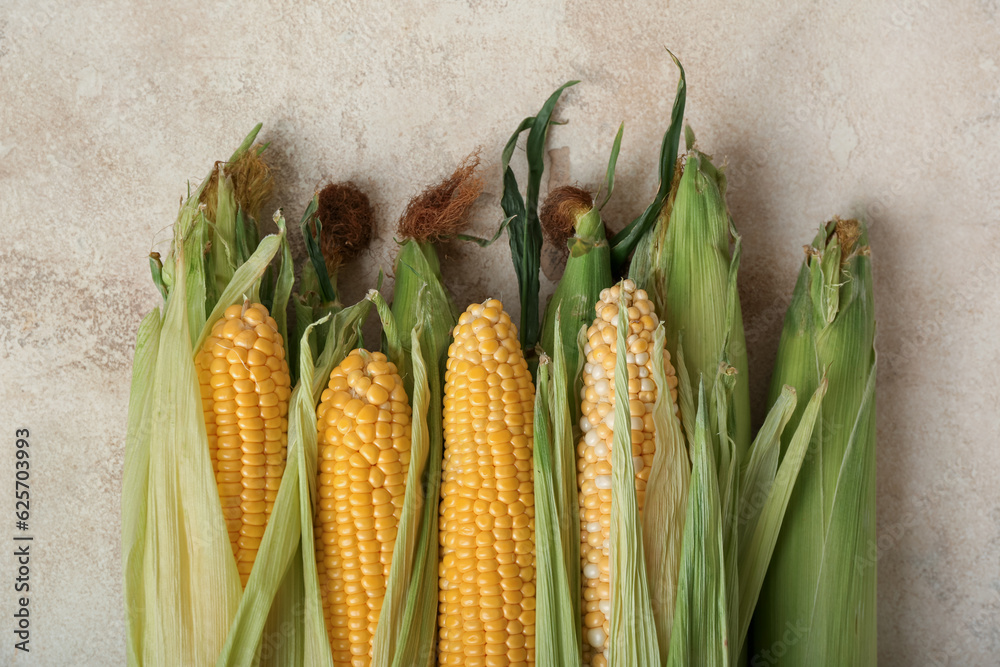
439,299 -> 537,667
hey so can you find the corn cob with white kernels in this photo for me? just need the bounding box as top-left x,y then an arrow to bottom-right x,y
577,279 -> 678,666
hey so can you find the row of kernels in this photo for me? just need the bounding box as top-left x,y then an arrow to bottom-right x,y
198,302 -> 290,587
316,349 -> 411,666
439,300 -> 535,667
578,281 -> 660,663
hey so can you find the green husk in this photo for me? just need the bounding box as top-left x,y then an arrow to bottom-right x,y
538,124 -> 620,379
293,196 -> 342,362
631,142 -> 752,462
391,239 -> 459,389
533,352 -> 582,666
736,379 -> 826,653
124,183 -> 286,665
667,381 -> 728,667
751,218 -> 877,665
122,308 -> 161,664
642,325 -> 690,661
549,316 -> 582,646
500,81 -> 578,356
200,124 -> 272,311
665,340 -> 827,665
610,52 -> 686,273
383,250 -> 456,667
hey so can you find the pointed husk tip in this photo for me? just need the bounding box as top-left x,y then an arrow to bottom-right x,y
200,145 -> 274,223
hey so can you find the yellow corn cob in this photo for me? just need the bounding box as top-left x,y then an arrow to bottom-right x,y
315,349 -> 412,666
196,302 -> 291,587
577,280 -> 678,666
438,299 -> 537,667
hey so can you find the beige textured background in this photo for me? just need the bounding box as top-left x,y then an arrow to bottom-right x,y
1,0 -> 997,664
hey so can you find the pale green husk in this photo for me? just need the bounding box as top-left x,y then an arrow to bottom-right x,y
124,126 -> 354,666
539,205 -> 611,383
667,381 -> 728,667
533,350 -> 582,666
381,237 -> 459,667
642,326 -> 690,661
752,219 -> 877,665
630,144 -> 752,462
664,349 -> 827,665
368,290 -> 439,667
123,195 -> 289,665
538,123 -> 620,377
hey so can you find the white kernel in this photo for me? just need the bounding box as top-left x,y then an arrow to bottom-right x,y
631,417 -> 643,431
585,430 -> 601,447
641,378 -> 655,392
603,538 -> 610,550
584,563 -> 601,579
584,362 -> 593,376
623,279 -> 635,292
603,411 -> 614,428
584,343 -> 593,355
580,415 -> 592,432
635,352 -> 649,365
595,475 -> 612,490
638,367 -> 649,378
588,627 -> 607,649
594,442 -> 609,459
587,521 -> 601,533
595,379 -> 610,396
626,352 -> 636,365
599,598 -> 611,616
591,364 -> 605,380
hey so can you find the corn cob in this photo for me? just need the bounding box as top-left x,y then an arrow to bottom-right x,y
631,144 -> 751,461
196,301 -> 291,587
439,299 -> 537,667
577,280 -> 678,666
752,218 -> 877,664
314,349 -> 412,666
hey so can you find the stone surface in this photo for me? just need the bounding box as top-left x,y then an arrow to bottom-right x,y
1,0 -> 997,664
